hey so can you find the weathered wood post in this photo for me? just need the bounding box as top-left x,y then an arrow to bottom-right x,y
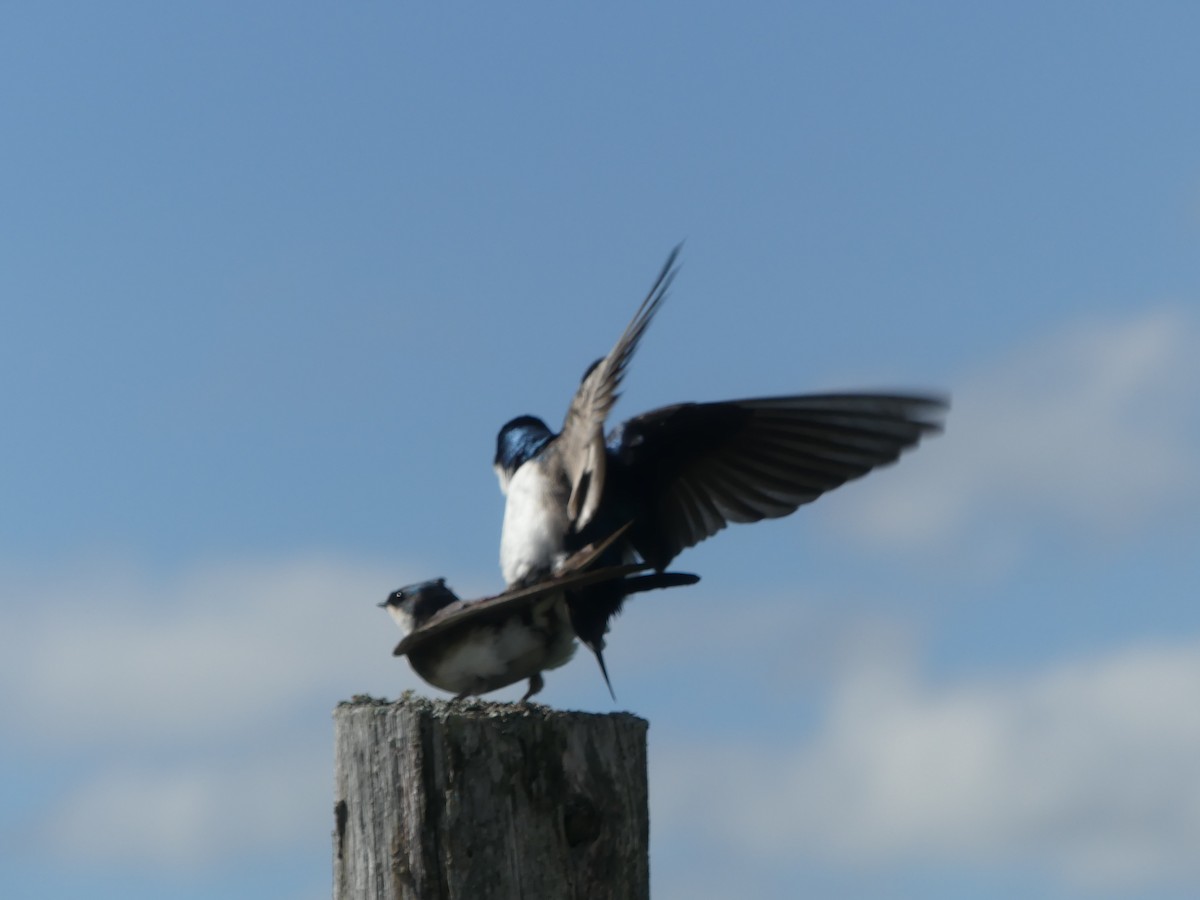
333,694 -> 650,900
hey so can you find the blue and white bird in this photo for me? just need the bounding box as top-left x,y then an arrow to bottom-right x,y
494,246 -> 946,693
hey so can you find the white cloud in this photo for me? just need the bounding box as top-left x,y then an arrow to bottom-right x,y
46,749 -> 327,869
836,308 -> 1200,556
0,551 -> 638,872
653,635 -> 1200,894
0,554 -> 494,869
0,555 -> 433,749
5,542 -> 1198,892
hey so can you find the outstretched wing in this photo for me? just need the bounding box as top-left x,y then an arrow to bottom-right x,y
557,246 -> 681,532
393,525 -> 638,657
611,393 -> 947,569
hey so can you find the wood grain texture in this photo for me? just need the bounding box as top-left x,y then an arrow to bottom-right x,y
333,694 -> 649,900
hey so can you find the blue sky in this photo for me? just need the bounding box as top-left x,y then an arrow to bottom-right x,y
2,4 -> 1199,898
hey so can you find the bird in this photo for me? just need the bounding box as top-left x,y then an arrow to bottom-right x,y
381,530 -> 698,702
493,246 -> 947,693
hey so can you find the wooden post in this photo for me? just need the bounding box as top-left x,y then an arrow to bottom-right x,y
333,694 -> 650,900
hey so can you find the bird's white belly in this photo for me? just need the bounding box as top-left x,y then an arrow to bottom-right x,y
420,597 -> 578,694
499,462 -> 569,585
426,621 -> 540,691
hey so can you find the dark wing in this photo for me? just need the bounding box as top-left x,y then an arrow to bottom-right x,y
392,524 -> 640,657
392,562 -> 650,657
557,246 -> 680,531
612,393 -> 947,569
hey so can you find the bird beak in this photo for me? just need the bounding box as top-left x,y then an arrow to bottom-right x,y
377,599 -> 389,609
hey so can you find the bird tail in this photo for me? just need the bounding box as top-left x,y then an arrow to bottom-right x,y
621,572 -> 701,594
589,641 -> 617,701
576,571 -> 700,700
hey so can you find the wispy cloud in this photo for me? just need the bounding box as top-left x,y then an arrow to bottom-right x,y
45,749 -> 328,869
835,308 -> 1200,560
0,555 -> 432,870
7,550 -> 1200,896
653,634 -> 1200,893
0,556 -> 420,750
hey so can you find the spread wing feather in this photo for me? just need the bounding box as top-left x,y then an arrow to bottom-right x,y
614,393 -> 947,569
393,525 -> 637,657
558,246 -> 681,531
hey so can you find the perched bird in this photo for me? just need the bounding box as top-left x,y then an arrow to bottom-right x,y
494,247 -> 947,691
382,532 -> 698,701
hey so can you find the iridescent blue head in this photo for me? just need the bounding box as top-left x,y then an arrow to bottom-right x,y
493,415 -> 555,481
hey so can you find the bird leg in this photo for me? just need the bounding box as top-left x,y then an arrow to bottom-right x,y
520,672 -> 545,704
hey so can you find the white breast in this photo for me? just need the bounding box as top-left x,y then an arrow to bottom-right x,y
499,459 -> 570,585
383,604 -> 416,635
420,596 -> 578,695
426,622 -> 539,691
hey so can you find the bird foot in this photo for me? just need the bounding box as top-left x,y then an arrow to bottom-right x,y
519,672 -> 545,704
